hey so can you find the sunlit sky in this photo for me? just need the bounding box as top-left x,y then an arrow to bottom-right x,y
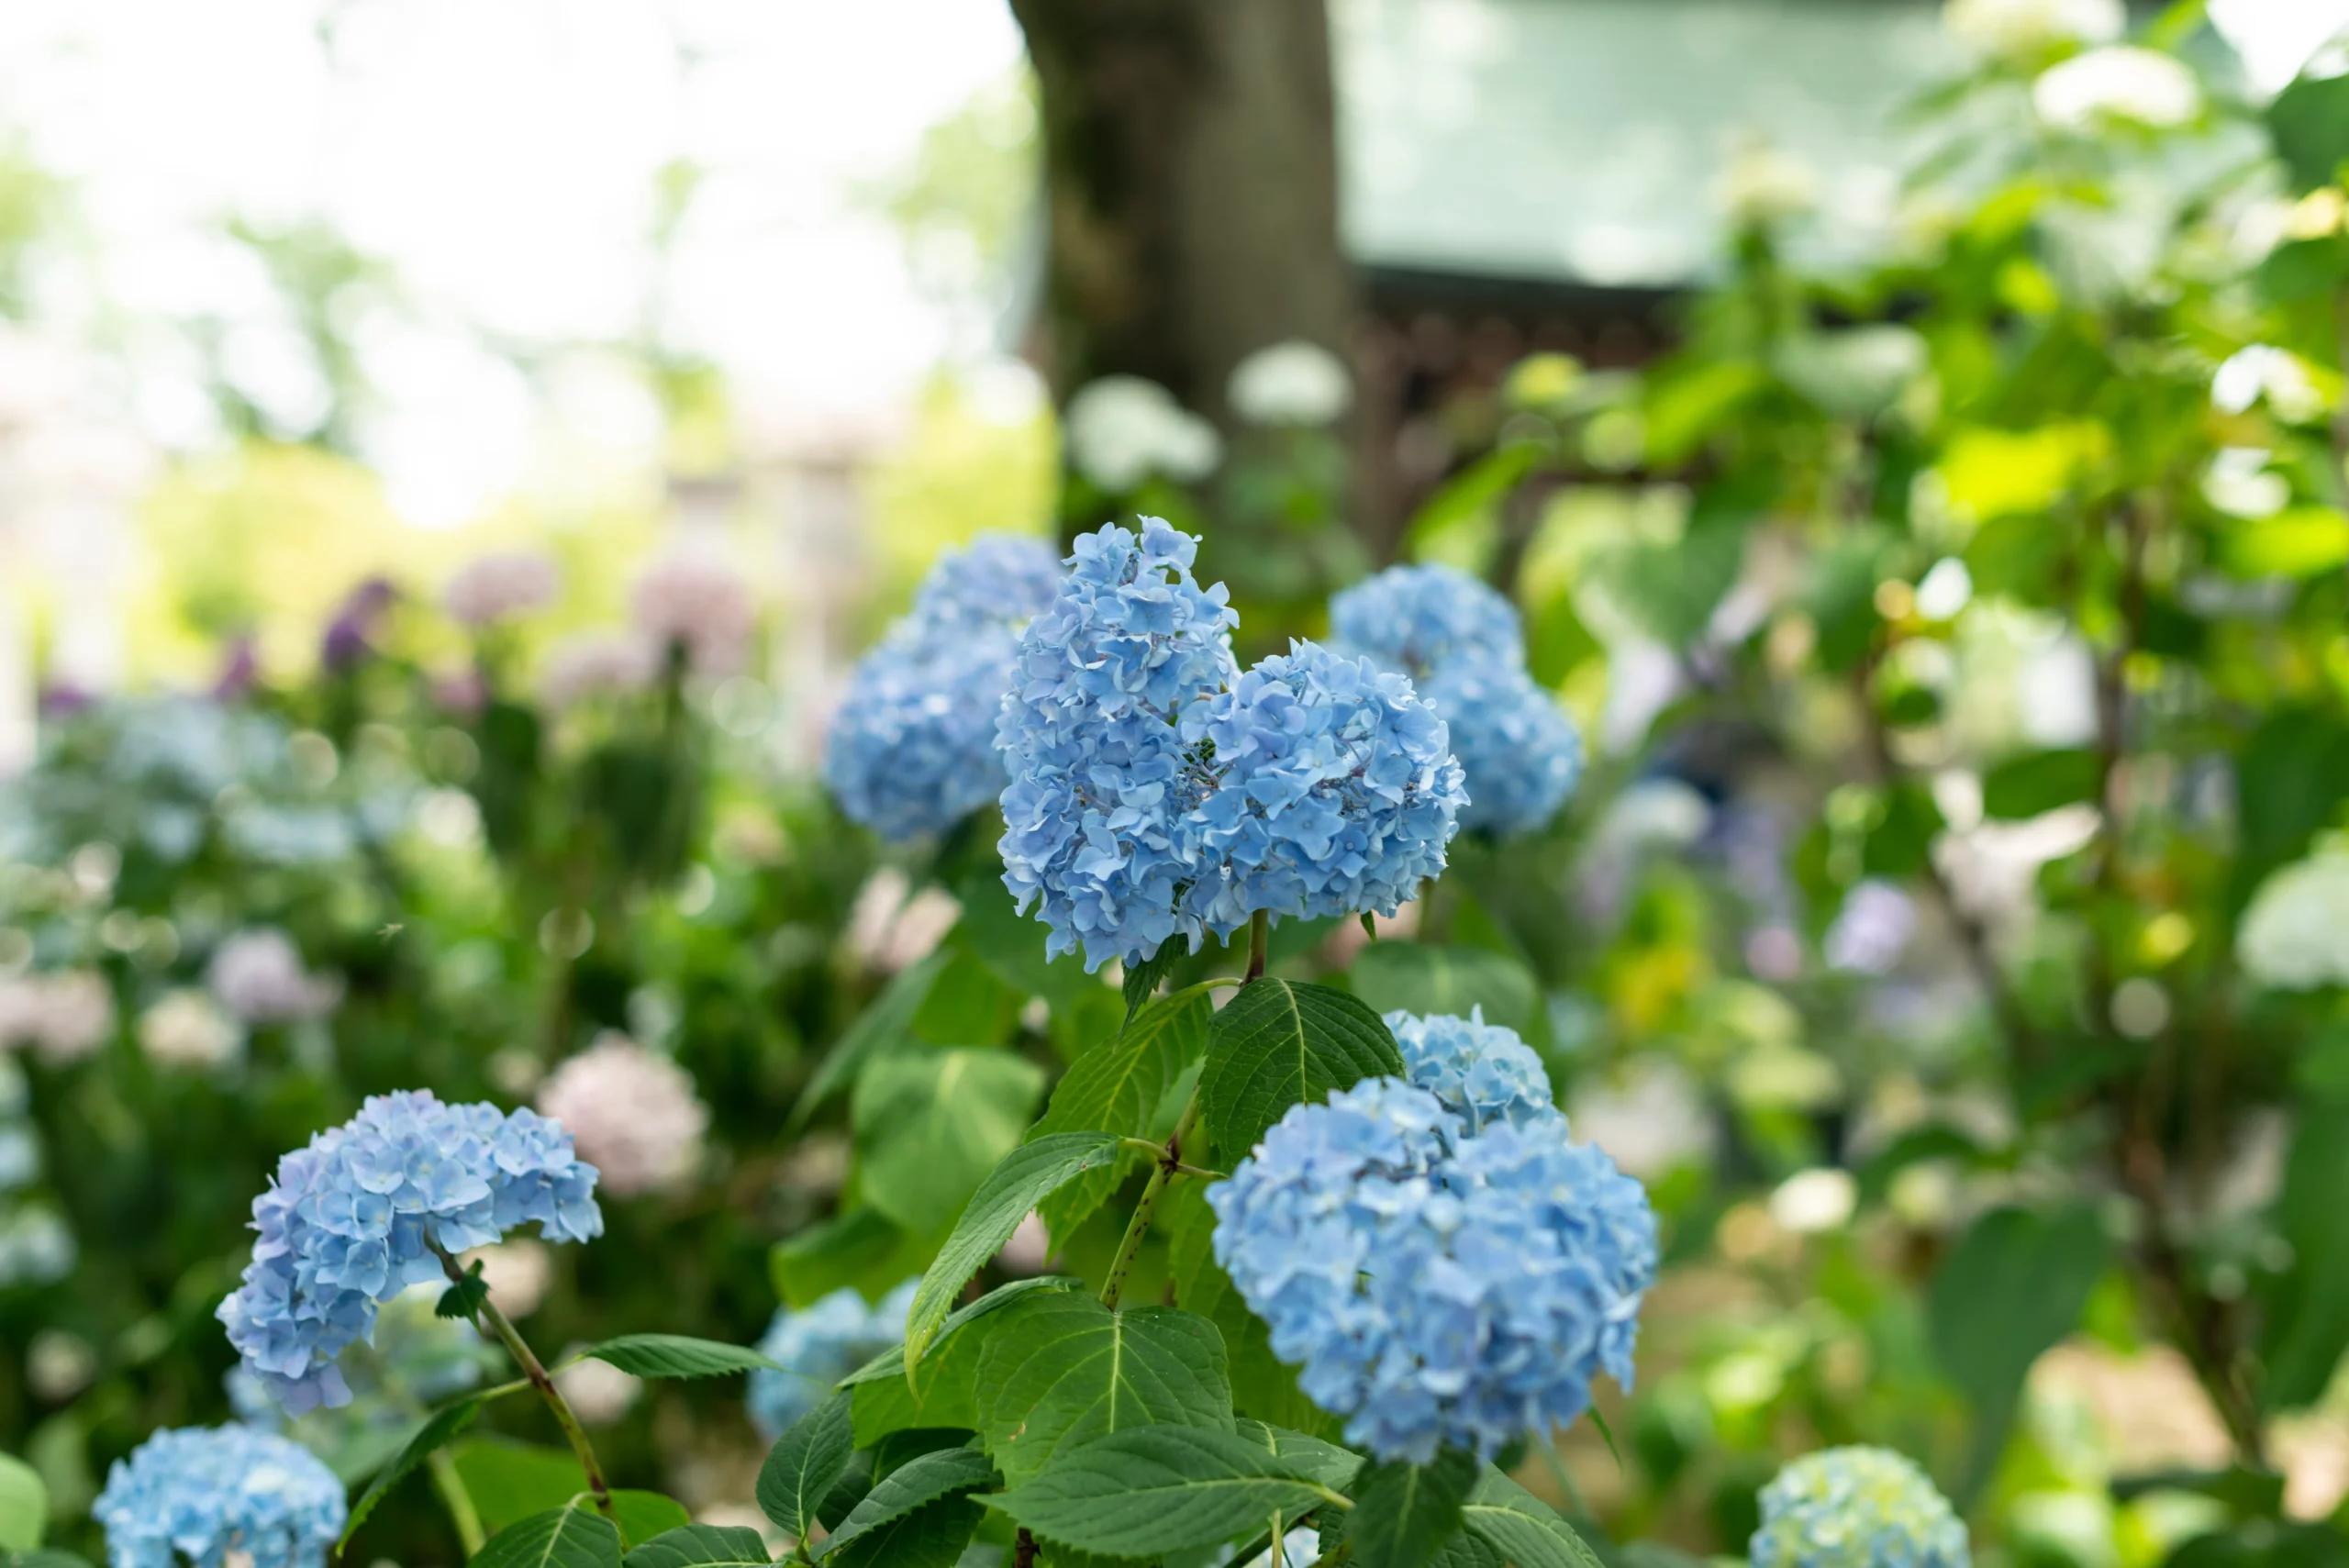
0,0 -> 2340,528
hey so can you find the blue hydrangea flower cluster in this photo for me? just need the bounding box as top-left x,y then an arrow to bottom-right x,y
1209,1074 -> 1656,1463
747,1277 -> 920,1437
996,520 -> 1464,972
1329,564 -> 1584,836
94,1425 -> 347,1568
1387,1007 -> 1555,1131
217,1090 -> 603,1415
1750,1448 -> 1970,1568
826,535 -> 1064,842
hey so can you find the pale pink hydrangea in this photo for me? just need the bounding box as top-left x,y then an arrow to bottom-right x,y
443,549 -> 562,628
137,989 -> 239,1069
630,553 -> 757,676
539,631 -> 660,708
537,1032 -> 709,1197
206,929 -> 339,1026
0,972 -> 115,1062
461,1239 -> 552,1318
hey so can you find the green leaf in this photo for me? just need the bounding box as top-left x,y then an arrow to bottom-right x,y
1348,1449 -> 1475,1568
2232,710 -> 2349,911
2258,1106 -> 2349,1409
853,1048 -> 1047,1235
1980,749 -> 2099,820
791,951 -> 953,1129
909,951 -> 1021,1048
454,1440 -> 596,1534
469,1498 -> 623,1568
1860,782 -> 1945,881
1347,945 -> 1540,1037
975,1294 -> 1234,1486
1122,949 -> 1181,1023
2268,69 -> 2349,192
903,1134 -> 1124,1372
1198,979 -> 1403,1164
755,1391 -> 856,1540
1163,1182 -> 1339,1438
819,1446 -> 997,1558
1459,1469 -> 1604,1568
772,1209 -> 933,1310
1026,995 -> 1210,1242
983,1427 -> 1332,1559
0,1551 -> 92,1568
1234,1421 -> 1363,1489
583,1335 -> 779,1380
954,867 -> 1094,1006
619,1524 -> 773,1568
0,1455 -> 42,1551
611,1497 -> 693,1550
1928,1204 -> 2108,1496
438,1260 -> 490,1320
345,1396 -> 484,1545
2224,508 -> 2349,579
823,1496 -> 984,1568
850,1278 -> 1085,1445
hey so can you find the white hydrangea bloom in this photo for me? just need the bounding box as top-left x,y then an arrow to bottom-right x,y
0,972 -> 116,1063
554,1356 -> 640,1425
1063,376 -> 1221,491
442,549 -> 561,628
1943,0 -> 2122,60
461,1239 -> 552,1319
537,1032 -> 710,1197
2240,847 -> 2349,991
138,989 -> 239,1069
1718,142 -> 1820,228
1228,340 -> 1353,428
2033,47 -> 2200,129
206,929 -> 339,1025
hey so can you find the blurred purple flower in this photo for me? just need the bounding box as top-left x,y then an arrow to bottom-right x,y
321,578 -> 396,671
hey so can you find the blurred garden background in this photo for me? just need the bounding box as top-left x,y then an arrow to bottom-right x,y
11,0 -> 2349,1563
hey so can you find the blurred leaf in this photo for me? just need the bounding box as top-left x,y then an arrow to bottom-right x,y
582,1335 -> 779,1380
453,1440 -> 586,1534
2267,71 -> 2349,193
853,1049 -> 1047,1235
2257,237 -> 2349,305
1940,423 -> 2109,522
956,868 -> 1093,1006
2164,1523 -> 2349,1568
1929,1204 -> 2108,1496
1981,749 -> 2099,820
1861,783 -> 1945,880
345,1396 -> 483,1545
1348,944 -> 1540,1037
2232,711 -> 2349,911
909,951 -> 1020,1048
1406,444 -> 1543,561
0,1455 -> 41,1552
2258,1106 -> 2349,1409
791,951 -> 953,1129
1644,360 -> 1766,468
2222,509 -> 2349,579
2110,1467 -> 2284,1519
771,1209 -> 932,1311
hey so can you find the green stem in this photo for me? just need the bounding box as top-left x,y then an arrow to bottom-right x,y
1101,1094 -> 1201,1311
436,1249 -> 616,1520
429,1447 -> 488,1556
1246,909 -> 1270,982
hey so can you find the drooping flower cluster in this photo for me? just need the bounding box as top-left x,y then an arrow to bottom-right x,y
0,969 -> 114,1062
747,1277 -> 920,1438
1330,563 -> 1583,836
1386,1007 -> 1554,1132
442,549 -> 562,628
632,551 -> 758,676
998,521 -> 1464,971
1750,1447 -> 1970,1568
536,1032 -> 709,1198
94,1425 -> 347,1568
1211,1018 -> 1655,1462
218,1090 -> 603,1414
825,535 -> 1063,841
206,929 -> 340,1026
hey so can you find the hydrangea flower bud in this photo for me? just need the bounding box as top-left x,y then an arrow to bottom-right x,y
1209,1078 -> 1654,1462
94,1425 -> 346,1568
826,535 -> 1063,841
217,1090 -> 602,1414
747,1277 -> 919,1438
1751,1447 -> 1969,1568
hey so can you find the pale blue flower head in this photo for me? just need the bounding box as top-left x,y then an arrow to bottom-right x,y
996,520 -> 1240,971
95,1425 -> 346,1568
1184,642 -> 1464,936
1328,564 -> 1523,678
217,1090 -> 603,1415
826,535 -> 1063,842
1751,1448 -> 1969,1568
1209,1077 -> 1656,1463
1387,1008 -> 1555,1132
747,1277 -> 920,1437
1418,661 -> 1584,835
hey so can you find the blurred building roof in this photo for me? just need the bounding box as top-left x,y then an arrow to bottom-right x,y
1333,0 -> 1953,293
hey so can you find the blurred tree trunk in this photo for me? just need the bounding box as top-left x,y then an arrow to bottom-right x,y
1008,0 -> 1354,427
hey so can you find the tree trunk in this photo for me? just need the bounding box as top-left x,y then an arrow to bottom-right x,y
1008,0 -> 1354,428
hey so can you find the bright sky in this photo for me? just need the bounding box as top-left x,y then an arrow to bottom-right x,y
0,0 -> 1029,524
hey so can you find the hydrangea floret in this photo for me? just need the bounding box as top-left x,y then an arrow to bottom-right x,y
1386,1006 -> 1555,1131
746,1276 -> 919,1437
825,535 -> 1064,842
996,520 -> 1464,971
1750,1447 -> 1970,1568
1330,562 -> 1584,835
94,1424 -> 347,1568
1208,1073 -> 1655,1462
217,1090 -> 603,1414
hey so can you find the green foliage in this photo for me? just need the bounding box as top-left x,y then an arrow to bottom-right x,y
468,1499 -> 623,1568
983,1427 -> 1335,1559
818,1446 -> 996,1557
581,1336 -> 780,1381
1347,1449 -> 1476,1568
1197,980 -> 1403,1164
852,1047 -> 1047,1234
345,1396 -> 484,1544
755,1392 -> 856,1540
1025,996 -> 1209,1240
973,1295 -> 1232,1485
1348,944 -> 1542,1037
619,1524 -> 773,1568
0,1457 -> 42,1553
